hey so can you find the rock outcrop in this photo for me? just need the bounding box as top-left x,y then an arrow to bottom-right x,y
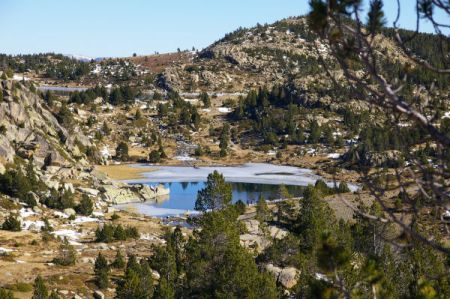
0,79 -> 93,167
265,263 -> 300,289
99,182 -> 170,205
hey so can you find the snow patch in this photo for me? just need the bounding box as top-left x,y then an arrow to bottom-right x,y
72,216 -> 99,224
0,247 -> 14,253
22,220 -> 45,231
217,107 -> 232,113
20,208 -> 36,218
174,155 -> 196,161
12,74 -> 30,81
52,229 -> 81,241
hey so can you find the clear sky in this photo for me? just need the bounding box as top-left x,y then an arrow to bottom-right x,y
0,0 -> 446,58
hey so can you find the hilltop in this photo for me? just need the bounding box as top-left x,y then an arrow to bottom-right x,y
0,13 -> 449,298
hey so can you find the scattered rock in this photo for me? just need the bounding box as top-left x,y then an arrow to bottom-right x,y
93,290 -> 105,299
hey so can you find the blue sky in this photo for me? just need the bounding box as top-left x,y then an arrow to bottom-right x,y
0,0 -> 446,58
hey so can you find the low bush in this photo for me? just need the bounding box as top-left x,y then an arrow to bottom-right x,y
1,214 -> 21,231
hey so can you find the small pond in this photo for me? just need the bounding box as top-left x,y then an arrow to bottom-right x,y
114,163 -> 357,217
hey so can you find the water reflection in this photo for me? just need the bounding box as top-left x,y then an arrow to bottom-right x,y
140,181 -> 306,210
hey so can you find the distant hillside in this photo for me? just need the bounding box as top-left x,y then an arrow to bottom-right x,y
157,16 -> 448,94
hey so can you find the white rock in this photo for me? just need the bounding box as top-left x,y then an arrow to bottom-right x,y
63,208 -> 76,216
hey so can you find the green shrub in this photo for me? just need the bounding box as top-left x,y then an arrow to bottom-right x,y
115,142 -> 129,161
111,250 -> 126,269
76,195 -> 93,216
148,150 -> 161,163
0,288 -> 15,299
94,253 -> 110,289
337,182 -> 351,193
7,282 -> 33,292
111,212 -> 120,221
234,200 -> 246,215
2,214 -> 21,231
42,189 -> 75,211
52,238 -> 76,266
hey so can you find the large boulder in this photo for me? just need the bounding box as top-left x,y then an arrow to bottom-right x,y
63,208 -> 76,217
100,185 -> 141,204
265,264 -> 300,289
78,187 -> 100,197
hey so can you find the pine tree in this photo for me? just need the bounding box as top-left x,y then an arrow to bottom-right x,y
195,171 -> 232,211
308,120 -> 321,144
115,142 -> 129,161
200,92 -> 211,108
183,209 -> 278,298
116,256 -> 154,299
256,195 -> 270,222
158,139 -> 167,159
32,275 -> 48,299
278,184 -> 291,200
135,108 -> 142,120
219,123 -> 230,157
76,194 -> 93,216
94,253 -> 109,289
112,250 -> 126,269
52,237 -> 76,266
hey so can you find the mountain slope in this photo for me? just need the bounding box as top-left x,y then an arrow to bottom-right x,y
0,78 -> 92,171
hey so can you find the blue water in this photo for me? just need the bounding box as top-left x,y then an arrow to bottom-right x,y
146,181 -> 305,210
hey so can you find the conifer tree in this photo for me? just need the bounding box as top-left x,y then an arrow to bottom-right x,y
256,195 -> 270,222
52,237 -> 76,266
200,92 -> 211,108
76,194 -> 93,216
94,253 -> 110,289
219,123 -> 230,157
32,275 -> 48,299
195,171 -> 232,211
112,250 -> 126,269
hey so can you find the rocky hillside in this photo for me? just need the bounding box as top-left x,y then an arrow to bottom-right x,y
158,17 -> 407,96
0,78 -> 92,171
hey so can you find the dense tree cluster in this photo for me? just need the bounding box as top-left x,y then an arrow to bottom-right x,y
0,161 -> 44,205
69,85 -> 137,106
157,91 -> 201,133
0,53 -> 91,80
95,224 -> 139,243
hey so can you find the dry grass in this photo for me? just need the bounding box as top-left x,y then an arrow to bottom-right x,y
130,52 -> 193,73
95,164 -> 157,180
